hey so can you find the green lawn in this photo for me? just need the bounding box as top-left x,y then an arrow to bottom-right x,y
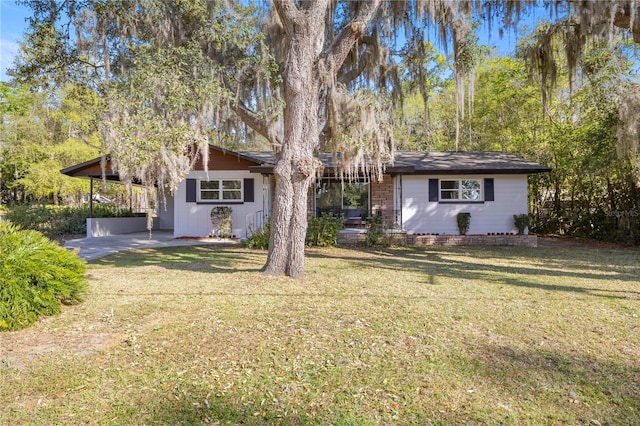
1,241 -> 639,425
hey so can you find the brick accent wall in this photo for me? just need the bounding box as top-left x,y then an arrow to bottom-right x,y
338,232 -> 538,247
407,234 -> 538,247
371,174 -> 394,225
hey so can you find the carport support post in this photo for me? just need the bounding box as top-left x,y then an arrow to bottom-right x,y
89,177 -> 94,218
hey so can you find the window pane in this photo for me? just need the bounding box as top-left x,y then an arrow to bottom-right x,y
316,180 -> 342,210
222,180 -> 241,190
461,179 -> 481,200
201,191 -> 220,200
201,180 -> 219,190
441,190 -> 459,200
343,181 -> 369,209
462,190 -> 480,200
222,190 -> 242,200
461,179 -> 480,190
440,180 -> 459,190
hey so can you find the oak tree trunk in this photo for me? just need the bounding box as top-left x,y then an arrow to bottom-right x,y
262,5 -> 322,278
262,0 -> 381,278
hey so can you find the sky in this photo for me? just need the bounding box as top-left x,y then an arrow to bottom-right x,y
0,0 -> 31,81
0,1 -> 546,83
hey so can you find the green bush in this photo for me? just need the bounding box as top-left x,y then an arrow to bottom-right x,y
5,203 -> 133,239
306,213 -> 343,247
365,213 -> 385,247
244,222 -> 271,250
363,214 -> 402,247
457,212 -> 471,235
513,214 -> 530,235
245,213 -> 344,250
0,221 -> 87,331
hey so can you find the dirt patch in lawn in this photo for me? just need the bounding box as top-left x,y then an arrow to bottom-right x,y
0,330 -> 125,370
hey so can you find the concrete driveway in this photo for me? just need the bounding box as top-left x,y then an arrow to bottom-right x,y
64,231 -> 237,261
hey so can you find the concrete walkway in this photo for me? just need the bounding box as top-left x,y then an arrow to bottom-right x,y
64,231 -> 238,261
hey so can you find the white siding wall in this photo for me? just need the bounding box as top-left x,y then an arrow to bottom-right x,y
173,170 -> 266,239
401,175 -> 528,235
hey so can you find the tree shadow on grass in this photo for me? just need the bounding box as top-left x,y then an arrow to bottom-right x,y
90,245 -> 266,274
463,341 -> 640,425
307,245 -> 640,300
88,243 -> 640,300
124,383 -> 319,426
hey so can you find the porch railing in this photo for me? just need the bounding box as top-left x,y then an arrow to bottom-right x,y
246,210 -> 269,238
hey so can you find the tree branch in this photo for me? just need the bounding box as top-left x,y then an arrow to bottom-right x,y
613,5 -> 640,42
272,0 -> 303,33
338,51 -> 369,86
230,100 -> 282,147
319,0 -> 381,78
337,34 -> 376,85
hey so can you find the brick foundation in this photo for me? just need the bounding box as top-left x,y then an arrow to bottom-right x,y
338,232 -> 538,247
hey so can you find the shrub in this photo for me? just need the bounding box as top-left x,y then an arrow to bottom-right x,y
245,213 -> 344,249
244,222 -> 271,250
365,213 -> 385,247
5,203 -> 133,239
0,221 -> 87,331
363,214 -> 402,247
306,213 -> 343,247
513,214 -> 530,235
457,212 -> 471,235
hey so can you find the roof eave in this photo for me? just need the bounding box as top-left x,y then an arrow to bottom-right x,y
409,167 -> 551,175
60,155 -> 111,177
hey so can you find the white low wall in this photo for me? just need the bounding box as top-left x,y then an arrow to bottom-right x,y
87,217 -> 159,237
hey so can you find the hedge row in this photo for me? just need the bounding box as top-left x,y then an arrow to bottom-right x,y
5,204 -> 133,239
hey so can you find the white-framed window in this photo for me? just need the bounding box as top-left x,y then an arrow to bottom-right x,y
440,179 -> 482,201
199,179 -> 243,202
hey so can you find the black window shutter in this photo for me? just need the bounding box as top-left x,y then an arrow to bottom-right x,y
186,179 -> 197,202
244,178 -> 254,203
428,179 -> 439,202
484,178 -> 495,201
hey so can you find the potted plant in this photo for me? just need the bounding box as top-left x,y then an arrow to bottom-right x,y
513,214 -> 530,235
210,206 -> 233,238
456,212 -> 471,235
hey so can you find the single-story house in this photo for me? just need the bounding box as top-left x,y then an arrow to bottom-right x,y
61,145 -> 550,243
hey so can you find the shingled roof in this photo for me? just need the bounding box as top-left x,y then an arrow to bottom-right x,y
389,151 -> 551,174
62,146 -> 550,181
244,150 -> 550,175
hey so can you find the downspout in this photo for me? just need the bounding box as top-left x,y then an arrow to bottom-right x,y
395,175 -> 403,229
87,177 -> 94,238
368,176 -> 371,217
263,174 -> 269,223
